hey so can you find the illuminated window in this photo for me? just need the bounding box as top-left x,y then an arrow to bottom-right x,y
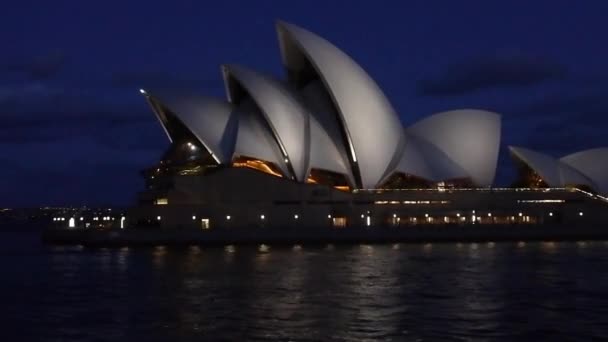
201,218 -> 210,229
366,216 -> 371,227
120,216 -> 126,229
332,217 -> 347,228
155,198 -> 168,205
68,218 -> 75,228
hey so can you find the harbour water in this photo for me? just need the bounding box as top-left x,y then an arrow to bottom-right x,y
3,231 -> 608,340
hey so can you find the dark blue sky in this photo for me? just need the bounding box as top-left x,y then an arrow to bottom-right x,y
2,0 -> 607,207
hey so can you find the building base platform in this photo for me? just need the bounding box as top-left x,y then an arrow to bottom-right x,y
42,224 -> 608,247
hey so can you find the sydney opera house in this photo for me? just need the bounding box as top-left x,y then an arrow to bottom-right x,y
123,21 -> 608,230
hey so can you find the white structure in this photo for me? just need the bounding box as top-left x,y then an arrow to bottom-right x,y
141,21 -> 508,190
407,110 -> 501,187
509,146 -> 608,194
561,148 -> 608,195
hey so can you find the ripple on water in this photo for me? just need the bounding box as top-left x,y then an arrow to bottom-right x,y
1,235 -> 608,340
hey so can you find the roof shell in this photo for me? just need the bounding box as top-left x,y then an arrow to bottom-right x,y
222,65 -> 311,181
561,148 -> 608,194
232,99 -> 291,177
142,90 -> 237,164
408,109 -> 501,186
509,146 -> 595,188
277,21 -> 406,189
396,134 -> 469,182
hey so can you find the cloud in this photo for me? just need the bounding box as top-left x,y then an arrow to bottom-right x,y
417,54 -> 567,96
519,90 -> 608,122
2,51 -> 68,81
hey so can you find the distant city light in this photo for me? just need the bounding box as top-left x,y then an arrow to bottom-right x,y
260,214 -> 265,220
226,215 -> 231,220
192,216 -> 196,220
549,212 -> 554,217
139,89 -> 146,94
579,212 -> 584,216
156,216 -> 161,221
294,214 -> 299,219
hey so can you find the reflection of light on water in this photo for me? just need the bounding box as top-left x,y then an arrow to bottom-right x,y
541,241 -> 557,253
392,243 -> 400,250
117,246 -> 129,271
258,244 -> 270,253
189,246 -> 201,255
152,246 -> 167,268
325,244 -> 334,251
470,243 -> 478,250
517,241 -> 526,248
360,244 -> 374,254
456,242 -> 463,249
292,244 -> 302,251
224,245 -> 236,253
577,241 -> 587,248
487,242 -> 495,248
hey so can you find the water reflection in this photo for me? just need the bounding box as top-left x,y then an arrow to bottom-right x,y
6,235 -> 608,340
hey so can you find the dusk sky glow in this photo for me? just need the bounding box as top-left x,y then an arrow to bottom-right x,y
2,0 -> 607,207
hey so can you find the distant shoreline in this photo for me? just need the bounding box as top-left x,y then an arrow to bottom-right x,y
42,224 -> 608,247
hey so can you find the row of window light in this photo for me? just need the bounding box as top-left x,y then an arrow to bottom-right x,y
54,216 -> 122,221
152,211 -> 585,223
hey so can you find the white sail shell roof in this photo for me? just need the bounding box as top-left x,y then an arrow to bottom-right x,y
397,134 -> 469,182
300,81 -> 355,185
561,148 -> 608,195
142,90 -> 237,164
233,99 -> 290,177
509,146 -> 595,188
222,65 -> 310,181
277,21 -> 406,189
407,110 -> 501,187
